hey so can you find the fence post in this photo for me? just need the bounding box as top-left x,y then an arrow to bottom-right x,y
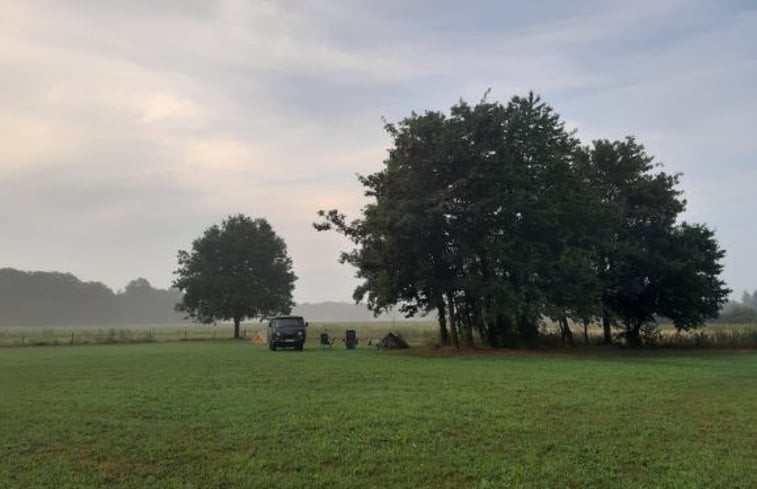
71,332 -> 74,345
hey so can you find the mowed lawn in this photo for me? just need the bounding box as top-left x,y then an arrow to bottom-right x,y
1,343 -> 755,489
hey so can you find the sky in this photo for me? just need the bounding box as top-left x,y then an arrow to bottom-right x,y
1,0 -> 755,303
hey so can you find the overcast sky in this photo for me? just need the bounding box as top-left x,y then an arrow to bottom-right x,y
1,0 -> 755,303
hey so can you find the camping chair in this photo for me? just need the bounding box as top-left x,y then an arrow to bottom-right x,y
320,331 -> 332,349
345,329 -> 358,350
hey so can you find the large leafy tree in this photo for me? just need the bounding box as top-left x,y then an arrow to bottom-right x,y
318,94 -> 729,347
174,215 -> 296,339
317,94 -> 599,346
484,94 -> 597,343
316,110 -> 461,346
581,138 -> 729,344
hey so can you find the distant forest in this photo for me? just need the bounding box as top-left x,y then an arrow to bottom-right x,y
716,290 -> 757,323
0,268 -> 185,326
0,268 -> 397,326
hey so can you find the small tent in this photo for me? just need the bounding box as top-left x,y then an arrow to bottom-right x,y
251,330 -> 266,345
378,332 -> 409,349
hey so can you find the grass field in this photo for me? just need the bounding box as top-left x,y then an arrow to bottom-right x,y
1,342 -> 755,488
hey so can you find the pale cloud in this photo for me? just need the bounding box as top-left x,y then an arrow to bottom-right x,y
0,115 -> 86,178
182,139 -> 263,175
132,93 -> 204,124
0,0 -> 755,301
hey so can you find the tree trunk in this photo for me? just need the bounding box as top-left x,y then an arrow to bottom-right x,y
494,313 -> 513,347
583,318 -> 590,345
233,316 -> 241,339
479,300 -> 492,346
461,300 -> 474,347
602,310 -> 612,344
436,301 -> 450,346
446,292 -> 460,350
517,310 -> 538,340
626,320 -> 642,347
462,323 -> 473,347
559,317 -> 574,346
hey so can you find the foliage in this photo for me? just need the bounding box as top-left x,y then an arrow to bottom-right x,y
316,93 -> 729,347
580,139 -> 730,344
174,214 -> 296,338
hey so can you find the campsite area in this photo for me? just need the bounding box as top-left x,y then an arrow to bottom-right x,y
1,339 -> 755,489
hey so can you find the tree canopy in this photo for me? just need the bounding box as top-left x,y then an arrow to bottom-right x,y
316,93 -> 730,347
173,215 -> 296,339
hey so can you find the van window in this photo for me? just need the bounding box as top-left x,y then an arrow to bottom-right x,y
272,318 -> 304,328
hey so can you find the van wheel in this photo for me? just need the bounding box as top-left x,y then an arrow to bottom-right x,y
270,343 -> 277,351
296,343 -> 304,351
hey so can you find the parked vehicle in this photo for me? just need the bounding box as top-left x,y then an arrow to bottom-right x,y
268,316 -> 308,351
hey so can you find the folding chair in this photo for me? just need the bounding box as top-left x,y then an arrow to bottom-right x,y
320,332 -> 332,349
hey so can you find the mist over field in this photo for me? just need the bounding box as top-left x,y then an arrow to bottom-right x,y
0,268 -> 400,326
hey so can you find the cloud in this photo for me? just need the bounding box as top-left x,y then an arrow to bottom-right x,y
0,0 -> 755,301
0,114 -> 86,179
132,93 -> 204,124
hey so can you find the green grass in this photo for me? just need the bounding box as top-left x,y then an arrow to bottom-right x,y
1,343 -> 755,489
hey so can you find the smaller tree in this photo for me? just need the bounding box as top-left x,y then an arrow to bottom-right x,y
658,223 -> 730,330
173,215 -> 296,339
740,290 -> 757,309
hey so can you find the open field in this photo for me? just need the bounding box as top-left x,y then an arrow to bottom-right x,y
1,321 -> 755,348
1,343 -> 755,488
0,321 -> 440,347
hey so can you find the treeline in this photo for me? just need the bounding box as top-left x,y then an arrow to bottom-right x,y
716,290 -> 757,324
0,268 -> 186,325
317,93 -> 730,347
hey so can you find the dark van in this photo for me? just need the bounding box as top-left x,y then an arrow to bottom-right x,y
268,316 -> 307,351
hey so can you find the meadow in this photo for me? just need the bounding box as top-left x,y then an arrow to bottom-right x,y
1,340 -> 755,488
1,320 -> 755,348
0,321 -> 440,347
